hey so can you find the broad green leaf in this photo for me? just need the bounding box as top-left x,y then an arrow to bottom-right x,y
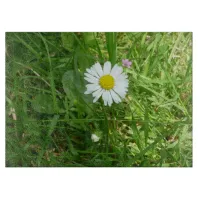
76,48 -> 90,71
83,32 -> 96,46
48,115 -> 60,136
62,70 -> 93,104
31,94 -> 63,114
32,94 -> 55,114
61,32 -> 75,52
62,70 -> 75,95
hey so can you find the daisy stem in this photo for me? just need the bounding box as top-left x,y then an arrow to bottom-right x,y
101,102 -> 109,154
109,108 -> 117,148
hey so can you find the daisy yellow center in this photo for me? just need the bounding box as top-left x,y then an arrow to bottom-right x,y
99,75 -> 115,90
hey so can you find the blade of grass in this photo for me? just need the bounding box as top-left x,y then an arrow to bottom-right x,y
131,133 -> 165,165
168,33 -> 182,62
105,32 -> 117,65
160,63 -> 190,118
94,33 -> 103,62
144,105 -> 149,146
137,82 -> 187,114
72,33 -> 87,53
15,61 -> 62,97
38,33 -> 59,113
14,33 -> 40,59
48,115 -> 60,136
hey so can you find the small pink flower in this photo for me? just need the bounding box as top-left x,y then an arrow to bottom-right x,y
122,59 -> 132,68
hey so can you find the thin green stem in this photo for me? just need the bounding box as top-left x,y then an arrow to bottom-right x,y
101,101 -> 109,153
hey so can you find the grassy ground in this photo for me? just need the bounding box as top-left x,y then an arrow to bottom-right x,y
6,32 -> 192,167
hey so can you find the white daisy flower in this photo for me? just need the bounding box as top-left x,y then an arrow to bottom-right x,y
84,61 -> 129,106
91,134 -> 100,142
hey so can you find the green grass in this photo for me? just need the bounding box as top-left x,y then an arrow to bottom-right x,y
6,32 -> 192,167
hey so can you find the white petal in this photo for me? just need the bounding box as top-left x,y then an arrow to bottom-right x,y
84,76 -> 98,84
91,134 -> 100,142
84,90 -> 92,94
84,88 -> 100,94
84,84 -> 100,94
93,63 -> 103,77
86,68 -> 91,73
116,73 -> 128,81
102,90 -> 109,106
93,89 -> 104,103
107,91 -> 113,106
86,83 -> 100,90
115,79 -> 129,88
84,72 -> 96,79
110,64 -> 123,78
113,86 -> 127,99
91,67 -> 100,78
116,85 -> 128,90
86,68 -> 93,74
84,73 -> 99,83
86,68 -> 97,77
103,61 -> 112,75
110,89 -> 121,103
92,88 -> 102,97
115,75 -> 129,86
